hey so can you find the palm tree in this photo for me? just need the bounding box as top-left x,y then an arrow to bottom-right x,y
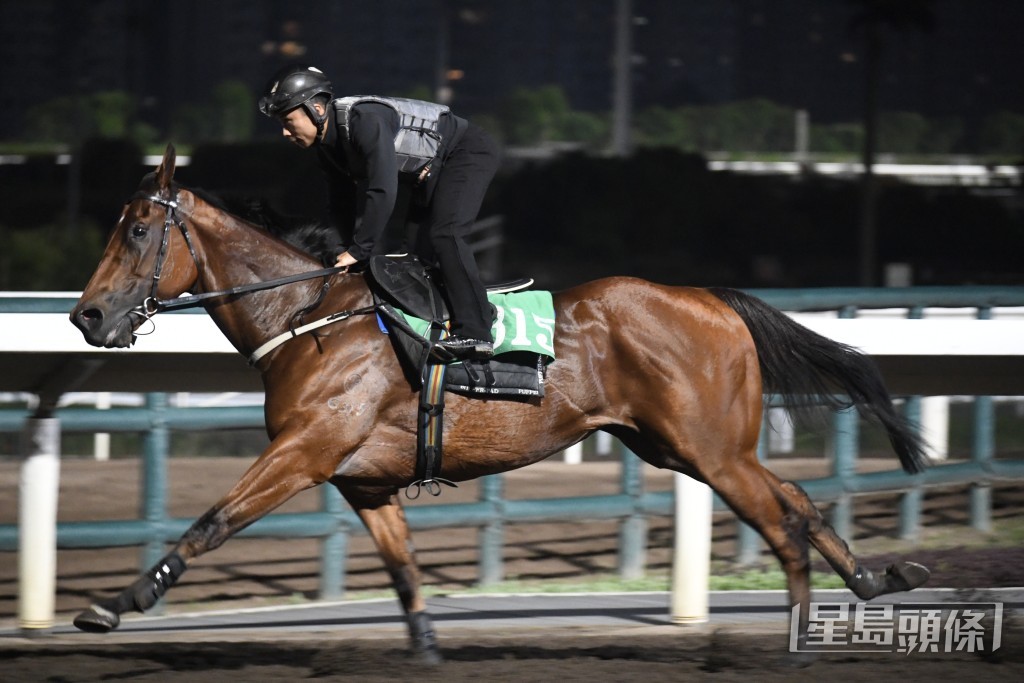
847,0 -> 935,285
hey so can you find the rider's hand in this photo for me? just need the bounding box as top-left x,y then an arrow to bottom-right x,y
335,251 -> 358,268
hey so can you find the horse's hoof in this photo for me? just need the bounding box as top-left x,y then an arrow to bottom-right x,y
406,610 -> 442,665
886,561 -> 930,593
413,645 -> 444,666
73,603 -> 120,633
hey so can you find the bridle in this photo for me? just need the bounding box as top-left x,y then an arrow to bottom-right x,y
129,191 -> 200,320
126,191 -> 372,359
128,190 -> 347,317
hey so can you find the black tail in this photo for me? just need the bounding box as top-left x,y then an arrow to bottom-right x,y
710,287 -> 929,474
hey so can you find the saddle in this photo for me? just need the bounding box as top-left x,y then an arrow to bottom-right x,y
368,255 -> 545,397
366,255 -> 550,497
369,254 -> 535,321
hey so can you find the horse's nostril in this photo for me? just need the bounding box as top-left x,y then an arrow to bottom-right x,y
80,308 -> 103,323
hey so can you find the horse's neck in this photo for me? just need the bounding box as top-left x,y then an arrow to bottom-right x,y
187,199 -> 344,356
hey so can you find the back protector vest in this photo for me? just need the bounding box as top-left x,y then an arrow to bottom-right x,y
332,95 -> 451,174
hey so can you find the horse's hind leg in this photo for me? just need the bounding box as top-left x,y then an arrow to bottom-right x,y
74,434 -> 324,633
774,478 -> 930,599
698,458 -> 929,650
335,482 -> 441,665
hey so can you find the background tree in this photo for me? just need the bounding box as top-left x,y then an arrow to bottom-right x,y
23,96 -> 81,144
978,110 -> 1024,158
89,92 -> 135,138
496,85 -> 574,146
878,111 -> 931,154
0,219 -> 104,290
212,81 -> 255,143
172,80 -> 255,144
634,106 -> 696,150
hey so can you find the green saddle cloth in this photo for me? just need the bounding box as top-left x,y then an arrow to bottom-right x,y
393,290 -> 556,359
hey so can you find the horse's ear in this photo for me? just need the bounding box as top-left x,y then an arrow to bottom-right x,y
154,143 -> 176,193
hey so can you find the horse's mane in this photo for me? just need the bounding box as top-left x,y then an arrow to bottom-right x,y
189,187 -> 341,266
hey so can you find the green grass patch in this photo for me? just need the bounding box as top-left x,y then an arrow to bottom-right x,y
709,567 -> 846,591
441,574 -> 671,596
339,567 -> 848,602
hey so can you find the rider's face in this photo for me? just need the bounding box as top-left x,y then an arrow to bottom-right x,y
278,104 -> 322,148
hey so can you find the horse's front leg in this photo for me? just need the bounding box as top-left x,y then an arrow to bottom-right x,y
74,431 -> 327,633
335,481 -> 441,665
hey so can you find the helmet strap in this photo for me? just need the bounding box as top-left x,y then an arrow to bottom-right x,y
304,102 -> 329,141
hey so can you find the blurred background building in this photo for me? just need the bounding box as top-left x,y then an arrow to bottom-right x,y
0,0 -> 1020,290
1,0 -> 1022,138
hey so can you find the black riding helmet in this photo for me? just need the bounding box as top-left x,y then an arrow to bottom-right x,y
258,64 -> 333,133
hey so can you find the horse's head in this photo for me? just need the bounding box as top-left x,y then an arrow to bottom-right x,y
71,144 -> 200,348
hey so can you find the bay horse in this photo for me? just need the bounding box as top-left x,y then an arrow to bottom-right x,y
70,145 -> 929,661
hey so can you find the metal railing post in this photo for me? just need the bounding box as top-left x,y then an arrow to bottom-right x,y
900,395 -> 923,540
736,416 -> 769,564
829,307 -> 859,542
971,306 -> 995,532
970,397 -> 994,532
618,445 -> 646,580
899,302 -> 924,540
478,474 -> 505,585
830,405 -> 858,543
141,392 -> 170,614
319,485 -> 348,600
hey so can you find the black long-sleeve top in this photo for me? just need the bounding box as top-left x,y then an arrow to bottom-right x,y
315,100 -> 465,261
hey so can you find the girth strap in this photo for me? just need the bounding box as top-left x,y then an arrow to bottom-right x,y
406,360 -> 456,499
404,309 -> 457,498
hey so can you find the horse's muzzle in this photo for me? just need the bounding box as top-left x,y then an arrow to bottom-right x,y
70,302 -> 137,348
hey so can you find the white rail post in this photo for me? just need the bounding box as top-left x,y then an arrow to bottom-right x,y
767,407 -> 795,454
19,416 -> 61,633
920,396 -> 950,461
671,473 -> 712,624
93,392 -> 111,461
563,441 -> 583,465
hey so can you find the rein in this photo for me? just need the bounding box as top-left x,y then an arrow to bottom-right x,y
130,191 -> 370,362
131,191 -> 348,315
156,266 -> 348,312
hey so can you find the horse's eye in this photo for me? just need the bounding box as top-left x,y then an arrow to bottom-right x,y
131,224 -> 148,238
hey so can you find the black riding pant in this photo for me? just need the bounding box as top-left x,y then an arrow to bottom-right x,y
414,125 -> 500,341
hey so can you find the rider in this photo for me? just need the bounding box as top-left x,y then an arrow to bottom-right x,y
258,63 -> 499,360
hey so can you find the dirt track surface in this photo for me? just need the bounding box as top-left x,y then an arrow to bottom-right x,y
3,626 -> 1024,682
1,456 -> 1023,681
